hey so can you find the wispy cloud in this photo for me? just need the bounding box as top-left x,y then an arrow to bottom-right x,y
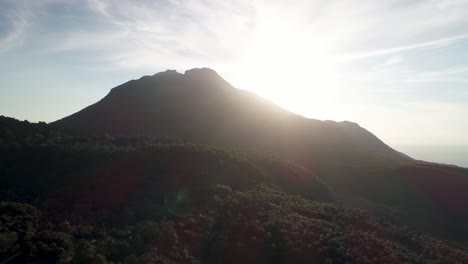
39,0 -> 256,70
340,35 -> 468,61
4,0 -> 467,71
0,4 -> 30,52
378,55 -> 405,68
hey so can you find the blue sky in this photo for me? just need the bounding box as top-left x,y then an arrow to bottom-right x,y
1,0 -> 468,145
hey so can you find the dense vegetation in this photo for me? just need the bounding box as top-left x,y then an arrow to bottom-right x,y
1,116 -> 468,263
2,186 -> 468,263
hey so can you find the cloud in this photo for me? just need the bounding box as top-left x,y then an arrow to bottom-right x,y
0,3 -> 30,52
0,0 -> 80,53
4,0 -> 465,72
86,0 -> 111,18
379,55 -> 405,67
38,0 -> 256,70
340,34 -> 468,61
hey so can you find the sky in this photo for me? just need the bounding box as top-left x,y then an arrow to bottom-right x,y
1,0 -> 468,146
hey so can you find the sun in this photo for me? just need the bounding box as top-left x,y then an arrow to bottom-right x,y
226,30 -> 342,121
213,1 -> 346,121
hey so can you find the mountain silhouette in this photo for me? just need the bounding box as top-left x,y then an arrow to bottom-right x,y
54,68 -> 409,167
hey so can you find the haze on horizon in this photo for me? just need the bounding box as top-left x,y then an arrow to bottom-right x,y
1,0 -> 468,147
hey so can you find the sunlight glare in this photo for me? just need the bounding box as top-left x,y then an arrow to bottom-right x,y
226,2 -> 345,121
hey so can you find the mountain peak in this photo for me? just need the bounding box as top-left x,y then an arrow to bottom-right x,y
181,67 -> 231,91
338,121 -> 361,128
184,67 -> 219,77
154,69 -> 181,77
132,68 -> 220,83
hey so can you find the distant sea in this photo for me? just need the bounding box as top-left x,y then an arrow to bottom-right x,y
392,144 -> 468,168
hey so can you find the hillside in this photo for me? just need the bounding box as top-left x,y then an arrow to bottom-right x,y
0,116 -> 331,212
1,117 -> 467,263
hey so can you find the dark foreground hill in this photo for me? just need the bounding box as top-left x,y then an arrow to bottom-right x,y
1,117 -> 467,263
53,69 -> 468,242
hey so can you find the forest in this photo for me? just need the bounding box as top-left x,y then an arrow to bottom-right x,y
1,116 -> 468,263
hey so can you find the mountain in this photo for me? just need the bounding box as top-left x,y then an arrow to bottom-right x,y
2,69 -> 467,262
53,68 -> 468,241
54,68 -> 409,167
